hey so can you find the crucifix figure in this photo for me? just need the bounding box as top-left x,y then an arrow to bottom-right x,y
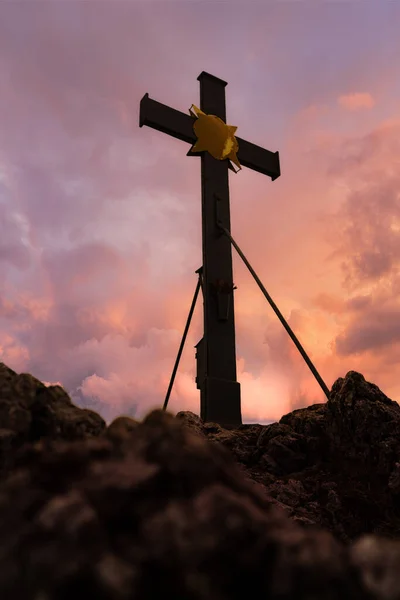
139,72 -> 280,427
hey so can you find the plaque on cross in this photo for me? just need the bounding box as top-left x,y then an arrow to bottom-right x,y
139,72 -> 280,427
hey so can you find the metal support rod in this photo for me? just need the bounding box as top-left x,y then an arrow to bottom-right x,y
163,269 -> 203,411
217,223 -> 330,400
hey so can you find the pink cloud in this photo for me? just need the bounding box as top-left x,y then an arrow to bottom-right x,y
311,293 -> 345,315
0,1 -> 400,425
338,92 -> 376,110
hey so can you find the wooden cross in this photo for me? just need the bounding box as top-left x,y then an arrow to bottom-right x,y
139,72 -> 280,427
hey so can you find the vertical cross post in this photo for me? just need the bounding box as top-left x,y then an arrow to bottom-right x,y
196,73 -> 241,425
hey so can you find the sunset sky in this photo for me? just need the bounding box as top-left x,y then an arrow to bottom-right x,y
1,1 -> 400,424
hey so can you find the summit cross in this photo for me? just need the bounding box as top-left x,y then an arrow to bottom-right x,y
139,71 -> 280,427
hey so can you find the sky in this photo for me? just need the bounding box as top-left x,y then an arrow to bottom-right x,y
1,1 -> 400,424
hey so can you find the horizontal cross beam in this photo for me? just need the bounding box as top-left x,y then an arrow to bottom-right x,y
139,93 -> 281,181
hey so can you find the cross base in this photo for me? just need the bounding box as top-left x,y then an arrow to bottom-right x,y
200,377 -> 242,427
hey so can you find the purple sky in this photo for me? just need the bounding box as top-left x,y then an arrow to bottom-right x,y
1,1 -> 400,423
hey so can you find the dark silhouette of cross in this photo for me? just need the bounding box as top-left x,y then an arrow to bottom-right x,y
139,72 -> 280,427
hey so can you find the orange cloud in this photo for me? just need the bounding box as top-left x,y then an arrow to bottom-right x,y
2,0 -> 400,426
337,92 -> 375,111
311,293 -> 345,315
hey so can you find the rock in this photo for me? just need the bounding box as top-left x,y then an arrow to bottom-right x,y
0,362 -> 106,478
388,462 -> 400,494
351,535 -> 400,600
178,371 -> 400,543
2,364 -> 400,597
0,409 -> 369,599
106,416 -> 140,443
175,410 -> 206,438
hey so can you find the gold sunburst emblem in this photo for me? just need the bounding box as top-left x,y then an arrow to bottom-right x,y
188,104 -> 241,173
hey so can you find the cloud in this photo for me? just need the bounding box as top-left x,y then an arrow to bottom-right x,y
1,0 -> 400,425
311,293 -> 345,315
320,119 -> 400,291
345,294 -> 372,312
326,119 -> 400,181
335,304 -> 400,356
311,113 -> 400,389
0,182 -> 32,271
338,92 -> 375,111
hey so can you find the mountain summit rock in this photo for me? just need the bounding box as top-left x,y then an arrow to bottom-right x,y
0,363 -> 399,599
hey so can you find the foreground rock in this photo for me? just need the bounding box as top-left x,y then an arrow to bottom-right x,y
176,371 -> 400,543
0,362 -> 106,480
0,409 -> 372,599
1,362 -> 400,598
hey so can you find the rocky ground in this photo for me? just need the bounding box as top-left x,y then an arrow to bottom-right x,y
1,361 -> 400,598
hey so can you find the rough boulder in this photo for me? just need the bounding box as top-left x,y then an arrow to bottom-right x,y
0,363 -> 400,599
